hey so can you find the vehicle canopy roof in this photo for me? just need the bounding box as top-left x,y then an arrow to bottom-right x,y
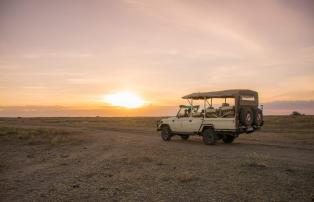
182,89 -> 258,99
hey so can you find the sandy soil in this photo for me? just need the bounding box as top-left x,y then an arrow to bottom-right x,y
0,116 -> 313,201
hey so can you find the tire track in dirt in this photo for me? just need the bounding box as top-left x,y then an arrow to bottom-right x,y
91,127 -> 314,151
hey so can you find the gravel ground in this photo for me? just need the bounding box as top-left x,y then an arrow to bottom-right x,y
0,117 -> 313,201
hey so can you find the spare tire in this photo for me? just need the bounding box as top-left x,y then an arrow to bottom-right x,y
254,109 -> 263,126
240,107 -> 254,126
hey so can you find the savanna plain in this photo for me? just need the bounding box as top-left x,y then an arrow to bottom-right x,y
0,116 -> 313,201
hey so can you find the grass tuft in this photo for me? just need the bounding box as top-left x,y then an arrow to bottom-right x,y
176,171 -> 197,183
242,152 -> 272,168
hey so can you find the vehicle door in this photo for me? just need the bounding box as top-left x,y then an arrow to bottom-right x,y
186,117 -> 203,132
176,116 -> 191,132
177,107 -> 203,133
168,117 -> 181,132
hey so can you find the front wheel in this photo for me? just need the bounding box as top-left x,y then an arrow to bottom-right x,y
161,126 -> 172,141
222,135 -> 234,144
202,128 -> 216,145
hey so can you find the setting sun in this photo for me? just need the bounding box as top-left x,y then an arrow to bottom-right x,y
103,92 -> 146,109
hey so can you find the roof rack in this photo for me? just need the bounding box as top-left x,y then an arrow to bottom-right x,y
182,89 -> 257,99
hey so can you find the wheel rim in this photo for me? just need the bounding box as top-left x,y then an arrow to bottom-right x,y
246,113 -> 252,122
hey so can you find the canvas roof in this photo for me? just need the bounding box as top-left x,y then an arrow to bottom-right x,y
182,89 -> 257,99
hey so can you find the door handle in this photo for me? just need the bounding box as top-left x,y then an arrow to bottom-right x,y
189,120 -> 192,122
172,120 -> 175,122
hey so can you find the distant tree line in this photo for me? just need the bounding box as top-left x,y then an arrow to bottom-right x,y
291,111 -> 305,116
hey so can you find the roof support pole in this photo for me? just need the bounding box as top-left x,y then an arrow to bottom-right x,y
204,98 -> 206,119
206,99 -> 211,107
186,99 -> 192,105
190,99 -> 193,117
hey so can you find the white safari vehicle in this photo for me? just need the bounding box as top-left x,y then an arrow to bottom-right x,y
157,89 -> 263,145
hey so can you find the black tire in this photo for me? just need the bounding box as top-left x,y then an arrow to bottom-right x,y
181,134 -> 189,140
254,109 -> 263,126
223,135 -> 234,144
202,128 -> 216,145
161,126 -> 172,141
240,107 -> 254,126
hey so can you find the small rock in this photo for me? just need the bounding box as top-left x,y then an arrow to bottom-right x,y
105,174 -> 113,178
72,184 -> 80,188
285,168 -> 295,173
60,154 -> 69,158
26,154 -> 34,158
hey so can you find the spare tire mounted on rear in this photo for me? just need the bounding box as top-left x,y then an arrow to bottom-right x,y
240,107 -> 254,126
254,108 -> 263,126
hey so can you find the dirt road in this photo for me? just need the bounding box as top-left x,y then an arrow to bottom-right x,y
0,117 -> 313,201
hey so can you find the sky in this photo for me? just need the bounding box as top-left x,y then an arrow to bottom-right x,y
0,0 -> 314,116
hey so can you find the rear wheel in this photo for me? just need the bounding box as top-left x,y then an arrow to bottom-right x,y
180,134 -> 189,140
202,128 -> 216,145
161,126 -> 172,141
223,135 -> 234,144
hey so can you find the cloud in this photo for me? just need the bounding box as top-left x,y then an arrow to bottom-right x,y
67,78 -> 103,85
21,51 -> 93,59
0,0 -> 313,108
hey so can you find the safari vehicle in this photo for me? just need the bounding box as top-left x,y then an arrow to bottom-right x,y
157,89 -> 263,145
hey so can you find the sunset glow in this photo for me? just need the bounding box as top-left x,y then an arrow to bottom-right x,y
0,0 -> 313,116
104,92 -> 146,109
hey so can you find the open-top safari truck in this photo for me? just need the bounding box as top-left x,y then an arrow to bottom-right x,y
157,89 -> 263,145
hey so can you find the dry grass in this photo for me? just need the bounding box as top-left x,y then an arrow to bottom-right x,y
242,152 -> 272,168
1,115 -> 313,133
175,171 -> 197,183
262,115 -> 314,133
0,116 -> 313,201
0,126 -> 80,145
125,156 -> 154,164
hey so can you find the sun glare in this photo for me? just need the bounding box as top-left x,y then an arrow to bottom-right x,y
104,92 -> 146,109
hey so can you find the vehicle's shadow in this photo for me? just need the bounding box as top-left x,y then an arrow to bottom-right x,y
169,137 -> 241,146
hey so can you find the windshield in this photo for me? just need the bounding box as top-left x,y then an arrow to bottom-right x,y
177,105 -> 199,117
